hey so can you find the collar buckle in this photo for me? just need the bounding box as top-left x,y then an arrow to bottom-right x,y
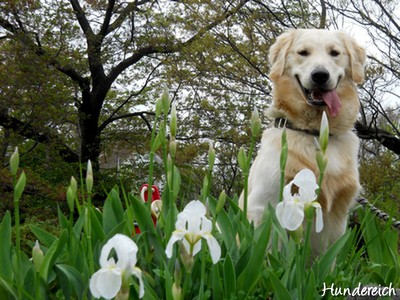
275,118 -> 288,129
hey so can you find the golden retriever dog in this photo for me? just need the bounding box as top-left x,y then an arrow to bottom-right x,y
239,29 -> 366,254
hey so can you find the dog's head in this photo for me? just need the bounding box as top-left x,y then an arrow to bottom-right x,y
268,29 -> 366,133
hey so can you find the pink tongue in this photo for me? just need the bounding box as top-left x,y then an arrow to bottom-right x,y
321,90 -> 341,117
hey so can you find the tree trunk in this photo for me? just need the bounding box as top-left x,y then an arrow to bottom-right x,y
78,84 -> 107,171
78,106 -> 101,170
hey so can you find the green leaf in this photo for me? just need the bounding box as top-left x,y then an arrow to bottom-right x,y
360,209 -> 382,263
73,213 -> 86,238
313,230 -> 352,282
223,253 -> 236,298
151,132 -> 162,152
268,270 -> 293,300
381,230 -> 398,267
164,262 -> 174,300
21,262 -> 36,298
104,220 -> 127,240
304,270 -> 317,299
129,194 -> 165,264
267,253 -> 284,272
103,187 -> 124,235
384,266 -> 397,285
211,263 -> 223,299
237,218 -> 271,295
216,210 -> 236,252
55,264 -> 86,299
57,206 -> 71,230
0,276 -> 17,300
235,239 -> 253,276
88,206 -> 105,246
30,224 -> 57,248
130,194 -> 156,236
0,212 -> 13,280
207,196 -> 236,253
227,196 -> 242,215
167,166 -> 181,201
39,229 -> 68,282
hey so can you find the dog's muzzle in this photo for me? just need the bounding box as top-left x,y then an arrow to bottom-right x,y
295,68 -> 342,117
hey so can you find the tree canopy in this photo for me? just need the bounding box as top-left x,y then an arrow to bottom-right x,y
0,0 -> 399,198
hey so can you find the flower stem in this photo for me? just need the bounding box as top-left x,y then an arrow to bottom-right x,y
85,206 -> 94,274
295,243 -> 303,300
147,115 -> 159,211
198,243 -> 207,299
243,133 -> 257,217
13,175 -> 20,260
13,173 -> 21,296
279,129 -> 288,202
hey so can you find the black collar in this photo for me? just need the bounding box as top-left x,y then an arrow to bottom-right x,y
274,117 -> 321,136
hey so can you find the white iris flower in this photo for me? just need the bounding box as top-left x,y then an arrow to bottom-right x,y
276,169 -> 323,233
89,234 -> 144,299
165,200 -> 221,264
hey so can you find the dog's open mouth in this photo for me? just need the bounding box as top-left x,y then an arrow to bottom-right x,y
296,76 -> 342,117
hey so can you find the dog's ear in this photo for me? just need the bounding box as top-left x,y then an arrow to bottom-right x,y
340,32 -> 366,84
268,30 -> 295,81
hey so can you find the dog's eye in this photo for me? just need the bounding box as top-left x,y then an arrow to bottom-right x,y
330,49 -> 340,57
298,50 -> 309,56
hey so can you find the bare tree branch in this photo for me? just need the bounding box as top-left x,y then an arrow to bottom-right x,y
0,111 -> 79,162
355,120 -> 400,156
99,0 -> 116,37
101,111 -> 155,132
319,0 -> 327,28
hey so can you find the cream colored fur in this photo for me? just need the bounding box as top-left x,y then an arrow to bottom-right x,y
239,29 -> 366,255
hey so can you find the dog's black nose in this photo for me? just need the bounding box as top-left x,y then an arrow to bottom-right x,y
311,68 -> 330,85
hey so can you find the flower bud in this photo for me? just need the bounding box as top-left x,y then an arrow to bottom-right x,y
32,240 -> 44,271
179,242 -> 194,273
202,176 -> 209,197
172,283 -> 182,300
304,203 -> 315,223
316,150 -> 328,174
208,142 -> 215,171
169,139 -> 177,158
319,111 -> 329,154
67,186 -> 75,213
172,263 -> 183,300
174,260 -> 182,286
170,102 -> 177,138
251,107 -> 262,137
10,147 -> 19,176
216,190 -> 226,215
67,177 -> 77,213
86,160 -> 93,194
288,225 -> 303,244
237,147 -> 247,172
161,87 -> 170,116
70,176 -> 77,194
14,171 -> 26,202
151,131 -> 162,152
155,98 -> 163,118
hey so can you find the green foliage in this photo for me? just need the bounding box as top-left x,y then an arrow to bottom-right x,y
2,173 -> 399,299
360,151 -> 400,218
1,100 -> 399,299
